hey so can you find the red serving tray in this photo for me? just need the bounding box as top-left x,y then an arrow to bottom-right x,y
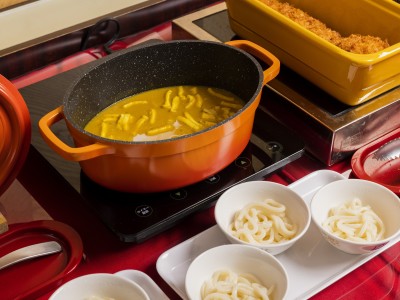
0,220 -> 83,300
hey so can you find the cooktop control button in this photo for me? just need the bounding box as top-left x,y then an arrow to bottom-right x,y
170,189 -> 188,201
266,141 -> 284,160
135,205 -> 153,217
205,175 -> 220,184
235,157 -> 251,169
266,141 -> 282,152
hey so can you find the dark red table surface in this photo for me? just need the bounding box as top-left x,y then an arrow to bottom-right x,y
9,25 -> 400,300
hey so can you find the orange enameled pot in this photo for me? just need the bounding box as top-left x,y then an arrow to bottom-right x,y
0,75 -> 31,196
39,40 -> 279,193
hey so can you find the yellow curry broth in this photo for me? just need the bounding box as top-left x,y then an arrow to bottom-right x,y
84,86 -> 244,142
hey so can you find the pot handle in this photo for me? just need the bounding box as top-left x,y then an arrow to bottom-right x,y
38,106 -> 115,161
226,40 -> 280,85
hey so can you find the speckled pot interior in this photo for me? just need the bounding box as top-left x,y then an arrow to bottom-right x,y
63,40 -> 263,133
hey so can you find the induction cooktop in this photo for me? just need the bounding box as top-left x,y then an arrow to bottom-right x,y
79,107 -> 304,242
20,44 -> 305,243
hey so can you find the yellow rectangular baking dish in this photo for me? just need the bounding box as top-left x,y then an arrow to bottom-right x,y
225,0 -> 400,106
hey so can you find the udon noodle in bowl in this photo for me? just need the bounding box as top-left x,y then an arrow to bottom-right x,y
215,181 -> 311,255
310,179 -> 400,254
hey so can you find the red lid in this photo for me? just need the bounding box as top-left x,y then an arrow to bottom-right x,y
351,127 -> 400,195
0,74 -> 31,196
0,220 -> 84,299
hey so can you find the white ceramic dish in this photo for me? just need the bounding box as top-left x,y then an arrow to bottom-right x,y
215,180 -> 311,255
49,273 -> 150,300
156,170 -> 400,300
115,269 -> 169,300
50,270 -> 169,300
185,244 -> 289,300
311,179 -> 400,255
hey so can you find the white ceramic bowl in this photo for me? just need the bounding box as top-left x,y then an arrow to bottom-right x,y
49,273 -> 150,300
215,180 -> 311,255
185,244 -> 289,300
310,179 -> 400,254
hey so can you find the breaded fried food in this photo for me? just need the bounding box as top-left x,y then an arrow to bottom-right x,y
257,0 -> 390,54
337,34 -> 390,54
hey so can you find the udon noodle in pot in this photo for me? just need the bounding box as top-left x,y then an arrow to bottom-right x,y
322,198 -> 385,242
229,198 -> 297,244
84,85 -> 244,142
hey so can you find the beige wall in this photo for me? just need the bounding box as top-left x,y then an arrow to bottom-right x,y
0,0 -> 163,56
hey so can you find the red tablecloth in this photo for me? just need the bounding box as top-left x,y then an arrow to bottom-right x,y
17,153 -> 396,300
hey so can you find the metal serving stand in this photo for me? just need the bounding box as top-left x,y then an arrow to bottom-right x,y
172,3 -> 400,165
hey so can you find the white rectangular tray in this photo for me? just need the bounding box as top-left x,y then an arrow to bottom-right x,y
156,170 -> 400,299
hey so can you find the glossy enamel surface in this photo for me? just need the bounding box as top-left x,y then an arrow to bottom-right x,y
351,127 -> 400,195
226,0 -> 400,105
0,74 -> 31,196
39,40 -> 280,193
